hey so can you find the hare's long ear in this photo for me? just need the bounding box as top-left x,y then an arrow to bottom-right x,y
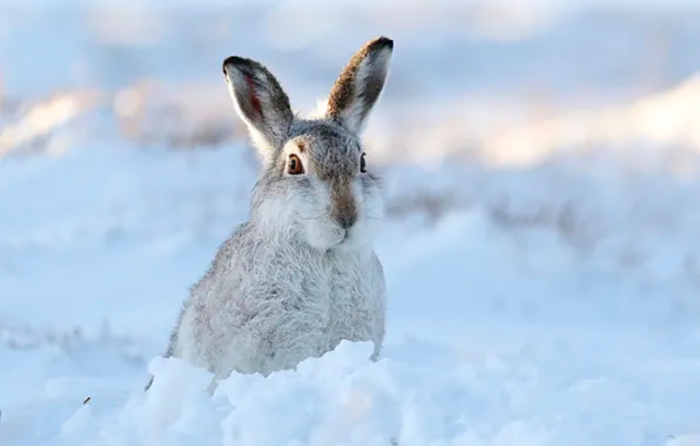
326,37 -> 393,135
223,56 -> 294,164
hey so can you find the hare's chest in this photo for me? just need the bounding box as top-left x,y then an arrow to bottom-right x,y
322,251 -> 384,346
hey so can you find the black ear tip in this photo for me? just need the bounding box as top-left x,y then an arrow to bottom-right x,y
222,56 -> 250,75
372,36 -> 394,51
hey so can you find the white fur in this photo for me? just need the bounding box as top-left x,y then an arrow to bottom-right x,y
172,232 -> 385,377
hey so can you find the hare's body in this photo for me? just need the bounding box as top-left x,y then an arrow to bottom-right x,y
171,222 -> 385,377
152,37 -> 394,385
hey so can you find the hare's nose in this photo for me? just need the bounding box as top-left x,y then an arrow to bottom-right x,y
330,180 -> 358,230
337,212 -> 357,230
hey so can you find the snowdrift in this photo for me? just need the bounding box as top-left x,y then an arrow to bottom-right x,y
3,338 -> 700,446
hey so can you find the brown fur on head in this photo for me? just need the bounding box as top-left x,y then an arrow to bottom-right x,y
326,37 -> 394,134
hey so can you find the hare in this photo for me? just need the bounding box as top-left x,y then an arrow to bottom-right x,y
153,37 -> 393,384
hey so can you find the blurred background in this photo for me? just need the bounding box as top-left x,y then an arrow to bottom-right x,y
2,0 -> 700,428
3,0 -> 700,162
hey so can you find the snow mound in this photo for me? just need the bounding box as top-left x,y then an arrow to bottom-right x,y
2,339 -> 698,446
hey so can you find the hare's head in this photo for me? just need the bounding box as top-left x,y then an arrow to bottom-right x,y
223,37 -> 393,252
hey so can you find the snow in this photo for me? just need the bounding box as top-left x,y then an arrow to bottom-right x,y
2,2 -> 700,446
3,141 -> 700,445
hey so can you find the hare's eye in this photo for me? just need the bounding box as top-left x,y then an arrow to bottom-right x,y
288,154 -> 304,175
360,153 -> 366,173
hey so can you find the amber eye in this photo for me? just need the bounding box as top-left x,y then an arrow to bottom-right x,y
287,154 -> 304,175
360,153 -> 366,173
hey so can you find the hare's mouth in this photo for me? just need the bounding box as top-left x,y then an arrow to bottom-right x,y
332,228 -> 358,250
313,221 -> 369,252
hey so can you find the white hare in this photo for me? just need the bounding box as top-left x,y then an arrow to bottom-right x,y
153,37 -> 393,384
